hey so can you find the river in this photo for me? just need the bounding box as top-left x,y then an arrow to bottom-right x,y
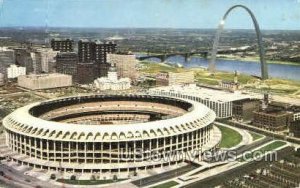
137,54 -> 300,81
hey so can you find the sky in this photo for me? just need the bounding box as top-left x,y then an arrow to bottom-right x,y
0,0 -> 300,30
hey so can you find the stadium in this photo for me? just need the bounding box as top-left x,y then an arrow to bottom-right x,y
2,94 -> 220,176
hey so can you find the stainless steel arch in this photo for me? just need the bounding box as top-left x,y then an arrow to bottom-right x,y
209,5 -> 268,80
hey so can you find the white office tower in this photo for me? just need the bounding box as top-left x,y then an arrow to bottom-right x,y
7,65 -> 26,79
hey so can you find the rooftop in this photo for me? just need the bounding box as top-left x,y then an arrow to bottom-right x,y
20,73 -> 71,79
150,84 -> 262,103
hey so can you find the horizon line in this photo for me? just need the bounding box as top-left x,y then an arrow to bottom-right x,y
0,26 -> 300,32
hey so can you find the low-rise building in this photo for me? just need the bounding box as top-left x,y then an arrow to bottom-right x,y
219,80 -> 240,90
169,71 -> 194,85
18,73 -> 72,90
155,72 -> 169,86
290,120 -> 300,138
219,71 -> 240,91
252,108 -> 293,131
149,84 -> 260,118
7,65 -> 26,79
156,71 -> 194,86
232,99 -> 260,121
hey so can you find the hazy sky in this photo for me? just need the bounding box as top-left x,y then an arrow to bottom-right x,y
1,0 -> 300,30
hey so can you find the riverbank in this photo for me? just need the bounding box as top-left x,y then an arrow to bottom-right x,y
217,54 -> 300,66
140,61 -> 300,99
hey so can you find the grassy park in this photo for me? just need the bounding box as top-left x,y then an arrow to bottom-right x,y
249,131 -> 264,141
217,125 -> 243,148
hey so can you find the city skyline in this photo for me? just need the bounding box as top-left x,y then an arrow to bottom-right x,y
0,0 -> 300,30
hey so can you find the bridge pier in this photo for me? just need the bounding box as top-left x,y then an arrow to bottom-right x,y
161,55 -> 167,62
184,53 -> 190,62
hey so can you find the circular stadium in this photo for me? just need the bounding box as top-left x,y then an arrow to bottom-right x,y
2,94 -> 219,176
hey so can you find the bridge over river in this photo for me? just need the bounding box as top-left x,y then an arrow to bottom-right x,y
137,48 -> 250,62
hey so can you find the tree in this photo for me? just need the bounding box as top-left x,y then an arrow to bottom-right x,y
90,175 -> 96,181
113,174 -> 118,182
50,174 -> 56,180
70,175 -> 76,181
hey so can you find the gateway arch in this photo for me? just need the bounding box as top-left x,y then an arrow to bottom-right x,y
209,5 -> 268,80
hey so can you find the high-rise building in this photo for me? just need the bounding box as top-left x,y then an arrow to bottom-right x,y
78,39 -> 95,63
0,73 -> 4,86
30,52 -> 42,74
77,63 -> 98,84
104,41 -> 117,54
78,40 -> 117,64
51,38 -> 74,52
56,52 -> 78,82
14,48 -> 34,74
94,40 -> 107,64
77,40 -> 117,83
0,47 -> 15,78
35,48 -> 58,73
107,53 -> 138,81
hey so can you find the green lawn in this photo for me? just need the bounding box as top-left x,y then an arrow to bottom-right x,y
218,125 -> 243,148
151,181 -> 179,188
249,131 -> 263,141
140,61 -> 185,73
241,141 -> 287,161
57,179 -> 126,185
259,141 -> 286,152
